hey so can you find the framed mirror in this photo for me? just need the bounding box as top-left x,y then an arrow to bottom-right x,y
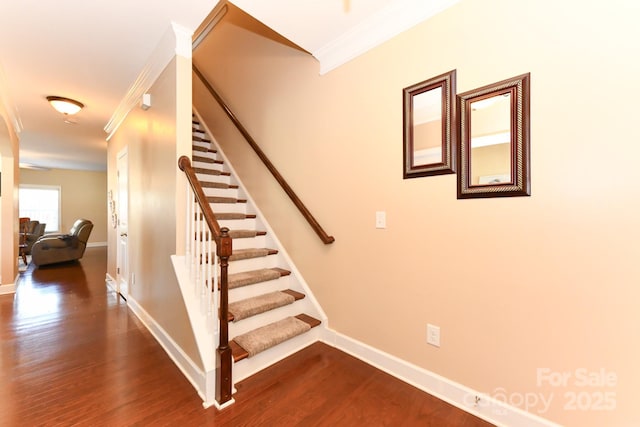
457,73 -> 530,198
403,70 -> 456,178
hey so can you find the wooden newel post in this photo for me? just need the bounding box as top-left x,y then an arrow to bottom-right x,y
215,227 -> 233,405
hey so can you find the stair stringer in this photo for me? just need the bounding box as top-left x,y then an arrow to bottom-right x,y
192,107 -> 329,384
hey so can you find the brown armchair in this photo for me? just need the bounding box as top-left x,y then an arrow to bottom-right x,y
31,219 -> 94,267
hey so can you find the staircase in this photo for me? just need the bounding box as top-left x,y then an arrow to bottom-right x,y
189,111 -> 326,387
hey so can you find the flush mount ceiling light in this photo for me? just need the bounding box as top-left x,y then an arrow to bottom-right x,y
46,96 -> 84,115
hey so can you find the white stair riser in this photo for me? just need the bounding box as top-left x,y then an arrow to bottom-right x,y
203,187 -> 240,198
218,218 -> 257,230
192,158 -> 218,167
192,140 -> 209,148
228,256 -> 278,274
196,174 -> 232,185
209,203 -> 247,214
229,275 -> 291,302
230,235 -> 266,250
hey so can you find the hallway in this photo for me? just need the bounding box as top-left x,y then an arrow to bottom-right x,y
0,248 -> 493,426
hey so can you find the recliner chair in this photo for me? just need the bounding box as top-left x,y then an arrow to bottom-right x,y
31,219 -> 94,267
23,220 -> 47,254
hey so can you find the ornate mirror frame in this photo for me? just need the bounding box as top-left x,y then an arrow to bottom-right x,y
403,70 -> 456,179
457,73 -> 531,199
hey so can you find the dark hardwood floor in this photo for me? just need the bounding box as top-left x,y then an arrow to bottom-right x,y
0,247 -> 494,426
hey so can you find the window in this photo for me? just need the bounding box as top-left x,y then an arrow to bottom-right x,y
19,185 -> 61,233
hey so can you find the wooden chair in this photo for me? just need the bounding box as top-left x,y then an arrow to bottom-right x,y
18,217 -> 30,264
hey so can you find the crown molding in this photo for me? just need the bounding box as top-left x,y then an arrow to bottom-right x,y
314,0 -> 460,75
105,22 -> 193,139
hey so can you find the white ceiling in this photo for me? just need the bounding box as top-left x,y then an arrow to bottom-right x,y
0,0 -> 455,172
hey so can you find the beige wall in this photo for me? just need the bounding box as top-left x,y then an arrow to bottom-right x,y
193,1 -> 640,425
20,168 -> 107,243
107,56 -> 201,370
0,112 -> 20,286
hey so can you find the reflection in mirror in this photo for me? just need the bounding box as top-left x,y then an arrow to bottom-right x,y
469,92 -> 511,185
403,70 -> 456,178
413,87 -> 443,166
457,73 -> 530,198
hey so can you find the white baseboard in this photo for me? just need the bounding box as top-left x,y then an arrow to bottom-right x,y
0,283 -> 16,295
87,241 -> 107,248
322,329 -> 560,427
126,295 -> 215,407
105,273 -> 118,294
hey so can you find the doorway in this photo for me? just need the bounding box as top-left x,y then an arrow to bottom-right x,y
116,147 -> 129,300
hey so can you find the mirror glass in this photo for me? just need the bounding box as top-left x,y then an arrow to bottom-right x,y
403,70 -> 456,178
457,73 -> 530,198
412,87 -> 443,166
469,92 -> 512,185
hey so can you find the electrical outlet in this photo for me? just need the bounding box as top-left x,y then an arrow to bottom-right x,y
427,324 -> 440,347
375,211 -> 386,229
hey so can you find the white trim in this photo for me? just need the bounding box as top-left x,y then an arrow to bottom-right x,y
104,22 -> 194,140
126,294 -> 214,406
322,329 -> 561,427
314,0 -> 460,75
0,283 -> 16,295
86,241 -> 107,248
173,23 -> 193,59
105,273 -> 117,292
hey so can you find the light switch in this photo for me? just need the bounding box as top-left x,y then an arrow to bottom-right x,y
375,211 -> 386,229
427,324 -> 440,347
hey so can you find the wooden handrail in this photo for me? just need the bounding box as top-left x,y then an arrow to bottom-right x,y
178,155 -> 233,406
193,65 -> 335,245
179,155 -> 222,244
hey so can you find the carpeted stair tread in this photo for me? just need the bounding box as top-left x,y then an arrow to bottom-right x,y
200,181 -> 238,189
230,248 -> 278,261
228,268 -> 290,289
194,167 -> 230,176
228,229 -> 266,239
194,212 -> 251,221
207,196 -> 247,204
192,135 -> 211,143
228,290 -> 303,322
215,213 -> 256,220
231,314 -> 320,360
192,155 -> 223,165
192,145 -> 217,154
195,232 -> 267,242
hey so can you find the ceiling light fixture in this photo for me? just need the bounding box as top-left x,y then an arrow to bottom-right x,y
46,95 -> 84,115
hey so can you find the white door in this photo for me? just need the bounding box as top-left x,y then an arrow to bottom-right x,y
116,148 -> 129,300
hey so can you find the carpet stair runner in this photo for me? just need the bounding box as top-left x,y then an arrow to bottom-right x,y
191,113 -> 321,368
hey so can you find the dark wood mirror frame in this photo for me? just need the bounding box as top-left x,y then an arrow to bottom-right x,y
403,70 -> 456,179
457,73 -> 530,199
